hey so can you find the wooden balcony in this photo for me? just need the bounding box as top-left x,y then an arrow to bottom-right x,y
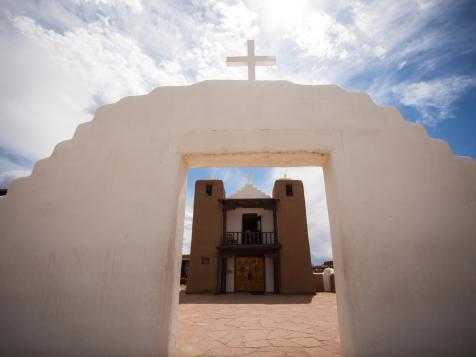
221,231 -> 277,246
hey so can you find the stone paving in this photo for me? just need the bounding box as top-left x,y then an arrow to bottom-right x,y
176,292 -> 341,357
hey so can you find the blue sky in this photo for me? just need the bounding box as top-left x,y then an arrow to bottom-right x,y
0,0 -> 475,263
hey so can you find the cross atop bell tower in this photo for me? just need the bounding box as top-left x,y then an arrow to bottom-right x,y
226,40 -> 276,80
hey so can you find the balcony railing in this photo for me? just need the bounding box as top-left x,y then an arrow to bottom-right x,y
222,231 -> 277,246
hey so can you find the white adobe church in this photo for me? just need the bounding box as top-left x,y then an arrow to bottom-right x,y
0,41 -> 475,356
186,179 -> 315,295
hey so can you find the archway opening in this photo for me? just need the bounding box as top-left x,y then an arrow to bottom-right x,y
174,152 -> 341,356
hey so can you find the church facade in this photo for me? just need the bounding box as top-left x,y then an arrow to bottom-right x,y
186,179 -> 315,294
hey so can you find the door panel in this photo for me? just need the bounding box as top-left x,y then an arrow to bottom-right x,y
235,256 -> 265,292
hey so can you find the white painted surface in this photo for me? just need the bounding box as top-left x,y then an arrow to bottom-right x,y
226,40 -> 276,81
323,268 -> 334,292
226,257 -> 235,293
0,81 -> 475,356
229,183 -> 269,198
265,256 -> 275,293
226,208 -> 274,234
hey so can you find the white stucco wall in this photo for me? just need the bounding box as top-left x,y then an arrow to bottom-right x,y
0,81 -> 475,356
226,208 -> 274,233
323,268 -> 334,292
265,256 -> 274,293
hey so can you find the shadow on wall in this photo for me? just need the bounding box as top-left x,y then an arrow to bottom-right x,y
178,291 -> 315,305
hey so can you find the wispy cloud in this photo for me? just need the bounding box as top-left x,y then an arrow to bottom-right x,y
0,152 -> 31,188
0,2 -> 475,191
392,75 -> 476,126
207,167 -> 249,197
9,14 -> 187,108
182,205 -> 193,255
291,11 -> 356,61
0,0 -> 261,168
267,167 -> 332,264
0,170 -> 30,188
75,0 -> 144,14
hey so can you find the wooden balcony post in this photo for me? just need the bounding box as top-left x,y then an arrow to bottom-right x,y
273,204 -> 278,244
222,204 -> 227,243
274,255 -> 280,294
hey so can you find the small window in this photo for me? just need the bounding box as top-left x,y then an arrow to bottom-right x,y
201,257 -> 210,264
205,184 -> 213,196
286,183 -> 293,196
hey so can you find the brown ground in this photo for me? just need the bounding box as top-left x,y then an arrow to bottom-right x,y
176,292 -> 341,357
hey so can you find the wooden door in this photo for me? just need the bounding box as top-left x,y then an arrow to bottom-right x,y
235,256 -> 265,292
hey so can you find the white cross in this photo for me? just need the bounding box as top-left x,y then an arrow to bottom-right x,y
226,40 -> 276,80
244,174 -> 253,183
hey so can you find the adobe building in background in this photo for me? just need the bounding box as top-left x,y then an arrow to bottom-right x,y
186,179 -> 315,294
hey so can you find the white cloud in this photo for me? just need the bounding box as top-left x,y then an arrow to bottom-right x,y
182,205 -> 193,255
0,0 -> 261,166
0,12 -> 188,162
349,0 -> 443,55
267,167 -> 332,265
247,0 -> 310,33
0,154 -> 29,173
392,75 -> 476,126
0,21 -> 91,161
180,1 -> 259,81
10,14 -> 187,103
74,0 -> 144,14
238,0 -> 472,119
206,167 -> 248,196
291,11 -> 356,61
1,0 -> 473,169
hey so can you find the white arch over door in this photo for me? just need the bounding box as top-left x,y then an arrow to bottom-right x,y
0,81 -> 475,356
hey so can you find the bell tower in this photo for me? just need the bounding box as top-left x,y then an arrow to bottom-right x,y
186,180 -> 225,293
273,179 -> 315,294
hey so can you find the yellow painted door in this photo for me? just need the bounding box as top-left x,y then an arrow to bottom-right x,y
235,256 -> 265,292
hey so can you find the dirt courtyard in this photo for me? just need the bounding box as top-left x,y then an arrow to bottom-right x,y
176,292 -> 341,357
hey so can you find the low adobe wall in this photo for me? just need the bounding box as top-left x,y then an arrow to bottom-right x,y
314,273 -> 325,292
